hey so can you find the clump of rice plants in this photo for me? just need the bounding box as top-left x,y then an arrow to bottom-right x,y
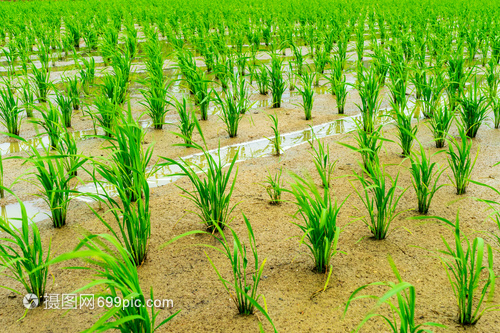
356,67 -> 381,133
422,212 -> 497,325
408,145 -> 446,214
52,234 -> 179,331
286,172 -> 346,273
173,96 -> 197,145
140,80 -> 170,130
54,89 -> 73,128
390,100 -> 418,157
205,215 -> 272,317
261,168 -> 283,205
458,76 -> 489,138
332,74 -> 348,114
492,97 -> 500,129
447,128 -> 478,195
0,191 -> 51,307
269,53 -> 286,108
255,65 -> 269,95
30,102 -> 63,150
31,64 -> 51,103
351,163 -> 407,240
309,134 -> 336,189
429,104 -> 454,148
160,139 -> 239,232
27,144 -> 83,228
163,215 -> 276,331
97,107 -> 152,203
296,71 -> 315,120
66,76 -> 80,111
265,113 -> 282,155
94,95 -> 121,137
344,255 -> 446,332
19,78 -> 35,118
0,86 -> 23,135
214,90 -> 242,138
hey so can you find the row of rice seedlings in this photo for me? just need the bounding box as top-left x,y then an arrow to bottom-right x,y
160,137 -> 239,232
0,193 -> 51,307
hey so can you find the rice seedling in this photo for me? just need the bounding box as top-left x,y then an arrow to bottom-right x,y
97,107 -> 153,203
233,74 -> 252,114
458,76 -> 489,138
447,128 -> 478,195
30,102 -> 62,150
19,78 -> 35,118
75,54 -> 95,95
140,80 -> 170,130
27,144 -> 83,228
286,172 -> 346,273
269,53 -> 286,108
485,58 -> 499,100
163,215 -> 276,331
192,71 -> 211,121
54,89 -> 73,128
51,234 -> 179,331
332,74 -> 348,114
492,97 -> 500,129
160,140 -> 239,232
0,190 -> 51,307
390,100 -> 418,157
0,86 -> 23,135
213,90 -> 242,138
205,215 -> 271,317
57,128 -> 82,177
291,44 -> 304,75
31,64 -> 51,103
356,67 -> 381,133
66,76 -> 80,111
344,255 -> 446,332
429,104 -> 454,148
261,168 -> 283,205
447,54 -> 471,110
94,95 -> 120,137
255,65 -> 269,95
423,212 -> 497,325
339,122 -> 387,170
101,72 -> 128,105
173,96 -> 196,145
408,145 -> 446,214
296,71 -> 315,120
351,163 -> 407,240
309,134 -> 336,189
264,113 -> 282,155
